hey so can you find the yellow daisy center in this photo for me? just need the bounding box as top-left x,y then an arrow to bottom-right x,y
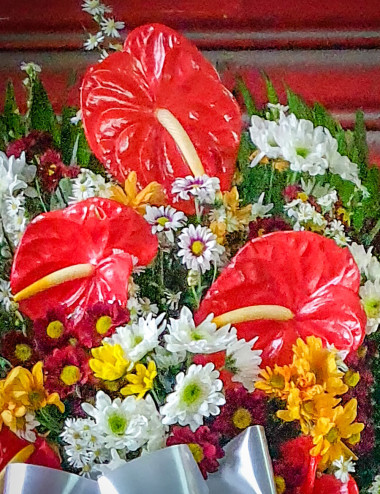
46,320 -> 64,339
60,365 -> 81,386
188,443 -> 204,463
14,343 -> 32,362
191,240 -> 205,256
96,315 -> 113,335
157,216 -> 169,226
232,407 -> 252,429
28,389 -> 45,409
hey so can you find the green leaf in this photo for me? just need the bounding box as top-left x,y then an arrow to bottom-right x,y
29,78 -> 59,144
3,80 -> 23,140
286,88 -> 313,121
235,77 -> 262,117
77,128 -> 91,167
60,106 -> 78,164
312,103 -> 341,137
353,110 -> 368,172
264,75 -> 279,104
237,131 -> 255,171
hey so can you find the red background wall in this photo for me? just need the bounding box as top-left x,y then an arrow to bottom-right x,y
1,0 -> 380,161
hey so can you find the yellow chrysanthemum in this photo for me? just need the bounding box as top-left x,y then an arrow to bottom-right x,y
255,364 -> 293,400
109,171 -> 167,215
2,362 -> 64,416
90,343 -> 130,381
210,187 -> 251,244
292,336 -> 348,396
310,398 -> 364,467
120,361 -> 157,399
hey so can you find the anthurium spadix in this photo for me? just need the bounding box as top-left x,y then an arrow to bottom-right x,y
80,24 -> 241,210
196,231 -> 366,366
11,198 -> 158,321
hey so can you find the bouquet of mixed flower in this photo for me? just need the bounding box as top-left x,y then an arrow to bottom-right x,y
1,6 -> 380,494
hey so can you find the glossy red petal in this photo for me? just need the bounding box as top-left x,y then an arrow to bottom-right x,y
81,24 -> 241,206
11,198 -> 158,320
196,231 -> 365,366
312,475 -> 358,494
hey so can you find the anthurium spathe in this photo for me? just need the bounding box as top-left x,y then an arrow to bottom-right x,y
11,197 -> 158,321
80,24 -> 241,209
196,231 -> 366,366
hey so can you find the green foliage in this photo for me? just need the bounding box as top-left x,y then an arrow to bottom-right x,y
50,178 -> 72,211
2,80 -> 24,140
264,74 -> 279,105
36,404 -> 68,442
237,131 -> 255,172
312,102 -> 342,137
286,88 -> 313,121
29,78 -> 59,144
234,77 -> 262,117
60,107 -> 78,164
353,111 -> 368,174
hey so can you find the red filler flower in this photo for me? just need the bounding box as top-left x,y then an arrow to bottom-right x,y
11,197 -> 158,321
196,231 -> 365,367
81,24 -> 241,208
167,426 -> 224,479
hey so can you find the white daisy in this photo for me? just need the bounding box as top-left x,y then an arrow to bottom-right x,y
368,474 -> 380,494
15,413 -> 40,443
317,190 -> 338,210
284,199 -> 327,231
139,394 -> 168,453
20,62 -> 41,74
165,306 -> 236,354
82,0 -> 111,15
84,32 -> 105,51
0,279 -> 16,311
138,297 -> 159,317
153,345 -> 187,369
171,175 -> 220,204
0,152 -> 36,200
326,220 -> 350,247
82,391 -> 149,450
160,363 -> 225,431
349,243 -> 380,282
100,18 -> 125,37
162,290 -> 182,310
3,194 -> 25,217
62,418 -> 99,469
225,337 -> 262,392
178,224 -> 224,273
250,192 -> 273,220
332,456 -> 355,484
367,256 -> 380,282
359,279 -> 380,334
144,205 -> 187,242
106,313 -> 166,362
70,169 -> 112,202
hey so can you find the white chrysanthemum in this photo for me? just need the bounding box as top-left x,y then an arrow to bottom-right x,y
368,474 -> 380,494
21,62 -> 41,74
326,142 -> 361,187
250,192 -> 273,220
144,205 -> 187,242
267,102 -> 289,113
225,337 -> 262,392
317,190 -> 338,210
275,114 -> 329,176
249,116 -> 282,166
332,456 -> 355,484
82,391 -> 149,450
3,194 -> 25,217
84,32 -> 105,50
359,279 -> 380,334
367,256 -> 380,282
349,242 -> 380,282
153,345 -> 187,369
160,363 -> 225,432
138,297 -> 159,317
139,394 -> 168,453
171,175 -> 220,203
106,313 -> 166,362
100,17 -> 125,37
165,306 -> 236,354
0,152 -> 36,199
178,224 -> 224,273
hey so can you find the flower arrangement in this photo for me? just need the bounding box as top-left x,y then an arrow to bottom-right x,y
1,5 -> 380,494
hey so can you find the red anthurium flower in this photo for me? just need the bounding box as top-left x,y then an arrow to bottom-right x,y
196,231 -> 365,366
312,475 -> 358,494
11,197 -> 158,321
0,428 -> 61,473
81,24 -> 241,209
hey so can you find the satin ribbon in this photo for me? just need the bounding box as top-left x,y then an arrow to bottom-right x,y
4,426 -> 276,494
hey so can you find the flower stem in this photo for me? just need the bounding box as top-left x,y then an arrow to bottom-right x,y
35,178 -> 47,213
368,218 -> 380,243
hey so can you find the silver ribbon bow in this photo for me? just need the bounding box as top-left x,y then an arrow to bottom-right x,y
4,426 -> 276,494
